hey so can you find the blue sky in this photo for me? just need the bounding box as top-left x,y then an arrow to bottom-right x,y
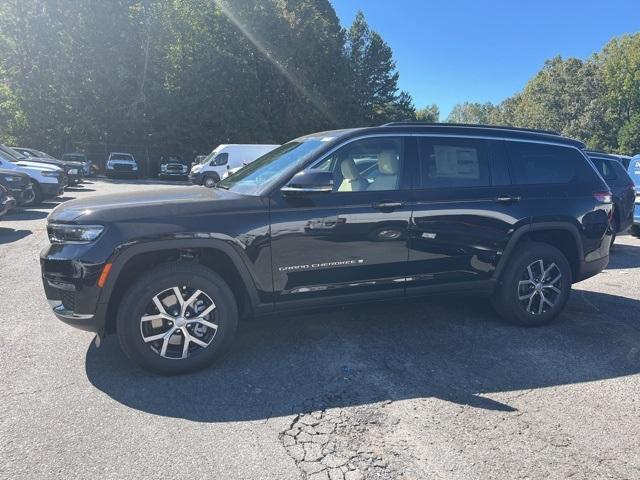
331,0 -> 640,118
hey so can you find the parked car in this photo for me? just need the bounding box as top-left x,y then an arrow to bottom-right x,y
586,151 -> 636,247
105,152 -> 138,178
11,146 -> 84,185
0,146 -> 66,204
0,184 -> 16,218
158,155 -> 189,179
61,153 -> 92,177
40,123 -> 613,375
629,154 -> 640,238
0,168 -> 36,206
189,144 -> 280,187
194,154 -> 207,165
12,147 -> 56,160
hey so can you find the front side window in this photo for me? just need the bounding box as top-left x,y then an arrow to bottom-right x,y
312,137 -> 404,192
212,152 -> 228,166
418,137 -> 491,188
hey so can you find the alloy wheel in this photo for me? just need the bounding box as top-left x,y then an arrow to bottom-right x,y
139,286 -> 218,359
517,259 -> 562,315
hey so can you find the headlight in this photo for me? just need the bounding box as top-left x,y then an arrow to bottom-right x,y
1,175 -> 21,182
132,164 -> 138,170
41,171 -> 59,177
48,224 -> 104,244
68,168 -> 78,175
161,164 -> 167,171
636,194 -> 640,204
106,162 -> 114,169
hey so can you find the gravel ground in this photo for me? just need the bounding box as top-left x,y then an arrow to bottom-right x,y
1,179 -> 639,479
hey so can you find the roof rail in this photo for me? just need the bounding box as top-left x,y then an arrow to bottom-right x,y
381,122 -> 562,136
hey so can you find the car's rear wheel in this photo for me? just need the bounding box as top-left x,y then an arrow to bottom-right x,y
492,243 -> 571,326
630,225 -> 640,239
203,174 -> 219,188
116,263 -> 238,375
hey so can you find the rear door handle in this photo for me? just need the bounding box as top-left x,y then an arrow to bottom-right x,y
495,195 -> 521,204
373,201 -> 404,210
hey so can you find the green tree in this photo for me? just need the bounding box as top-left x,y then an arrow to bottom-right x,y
345,11 -> 414,125
446,102 -> 499,124
618,113 -> 640,155
415,104 -> 440,122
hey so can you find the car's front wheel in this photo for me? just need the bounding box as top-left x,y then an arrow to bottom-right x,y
492,243 -> 572,326
29,180 -> 43,206
116,263 -> 238,375
203,174 -> 219,188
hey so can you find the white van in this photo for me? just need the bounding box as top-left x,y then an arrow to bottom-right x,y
189,144 -> 279,187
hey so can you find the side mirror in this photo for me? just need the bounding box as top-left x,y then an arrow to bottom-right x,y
281,171 -> 334,195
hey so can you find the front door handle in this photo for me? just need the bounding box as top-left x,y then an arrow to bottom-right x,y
495,195 -> 521,204
372,201 -> 404,210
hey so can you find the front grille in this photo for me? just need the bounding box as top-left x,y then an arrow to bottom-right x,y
61,290 -> 76,311
113,164 -> 133,171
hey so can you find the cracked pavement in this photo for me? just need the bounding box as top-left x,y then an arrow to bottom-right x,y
1,180 -> 640,479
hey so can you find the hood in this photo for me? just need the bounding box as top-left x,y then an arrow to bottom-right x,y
15,159 -> 62,171
190,163 -> 203,173
48,185 -> 263,223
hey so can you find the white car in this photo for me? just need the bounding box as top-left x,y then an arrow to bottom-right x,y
0,149 -> 65,204
189,144 -> 279,188
106,152 -> 138,178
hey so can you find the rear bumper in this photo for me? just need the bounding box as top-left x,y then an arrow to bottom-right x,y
576,254 -> 609,283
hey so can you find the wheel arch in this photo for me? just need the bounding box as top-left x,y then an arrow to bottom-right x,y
494,222 -> 583,283
101,239 -> 266,334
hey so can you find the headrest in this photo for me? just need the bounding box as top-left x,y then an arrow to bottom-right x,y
341,158 -> 360,180
378,150 -> 399,175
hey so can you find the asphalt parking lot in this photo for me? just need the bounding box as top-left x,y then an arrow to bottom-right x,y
1,179 -> 640,479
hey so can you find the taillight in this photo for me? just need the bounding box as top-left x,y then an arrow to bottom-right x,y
593,191 -> 612,204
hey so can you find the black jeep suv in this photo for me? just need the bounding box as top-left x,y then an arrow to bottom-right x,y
40,124 -> 612,375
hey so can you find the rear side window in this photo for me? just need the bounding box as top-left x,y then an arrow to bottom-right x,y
506,142 -> 592,185
418,137 -> 491,188
590,157 -> 617,181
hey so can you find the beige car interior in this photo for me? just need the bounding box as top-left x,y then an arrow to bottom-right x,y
367,149 -> 399,191
338,157 -> 369,191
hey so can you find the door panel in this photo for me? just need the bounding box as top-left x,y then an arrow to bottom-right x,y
270,136 -> 415,304
407,138 -> 524,289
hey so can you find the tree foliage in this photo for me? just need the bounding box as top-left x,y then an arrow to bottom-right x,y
447,34 -> 640,155
0,1 -> 414,153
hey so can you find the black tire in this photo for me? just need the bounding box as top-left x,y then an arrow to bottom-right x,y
610,215 -> 618,250
491,242 -> 572,327
29,180 -> 43,206
116,262 -> 238,375
630,225 -> 640,239
203,174 -> 219,188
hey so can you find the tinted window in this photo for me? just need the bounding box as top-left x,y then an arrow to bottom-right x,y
418,137 -> 491,188
590,157 -> 617,181
507,142 -> 591,185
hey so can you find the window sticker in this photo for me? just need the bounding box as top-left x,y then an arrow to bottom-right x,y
433,145 -> 480,179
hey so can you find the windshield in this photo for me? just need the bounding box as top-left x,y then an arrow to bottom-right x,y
0,145 -> 27,161
217,139 -> 327,195
110,154 -> 133,161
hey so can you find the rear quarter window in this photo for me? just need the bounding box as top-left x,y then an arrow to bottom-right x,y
506,142 -> 593,185
590,157 -> 618,181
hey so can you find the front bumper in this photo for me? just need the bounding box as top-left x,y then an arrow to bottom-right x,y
0,194 -> 16,217
188,172 -> 203,185
40,181 -> 64,197
41,245 -> 108,333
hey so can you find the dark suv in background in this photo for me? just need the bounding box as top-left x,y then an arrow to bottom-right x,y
586,150 -> 636,247
40,123 -> 612,375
